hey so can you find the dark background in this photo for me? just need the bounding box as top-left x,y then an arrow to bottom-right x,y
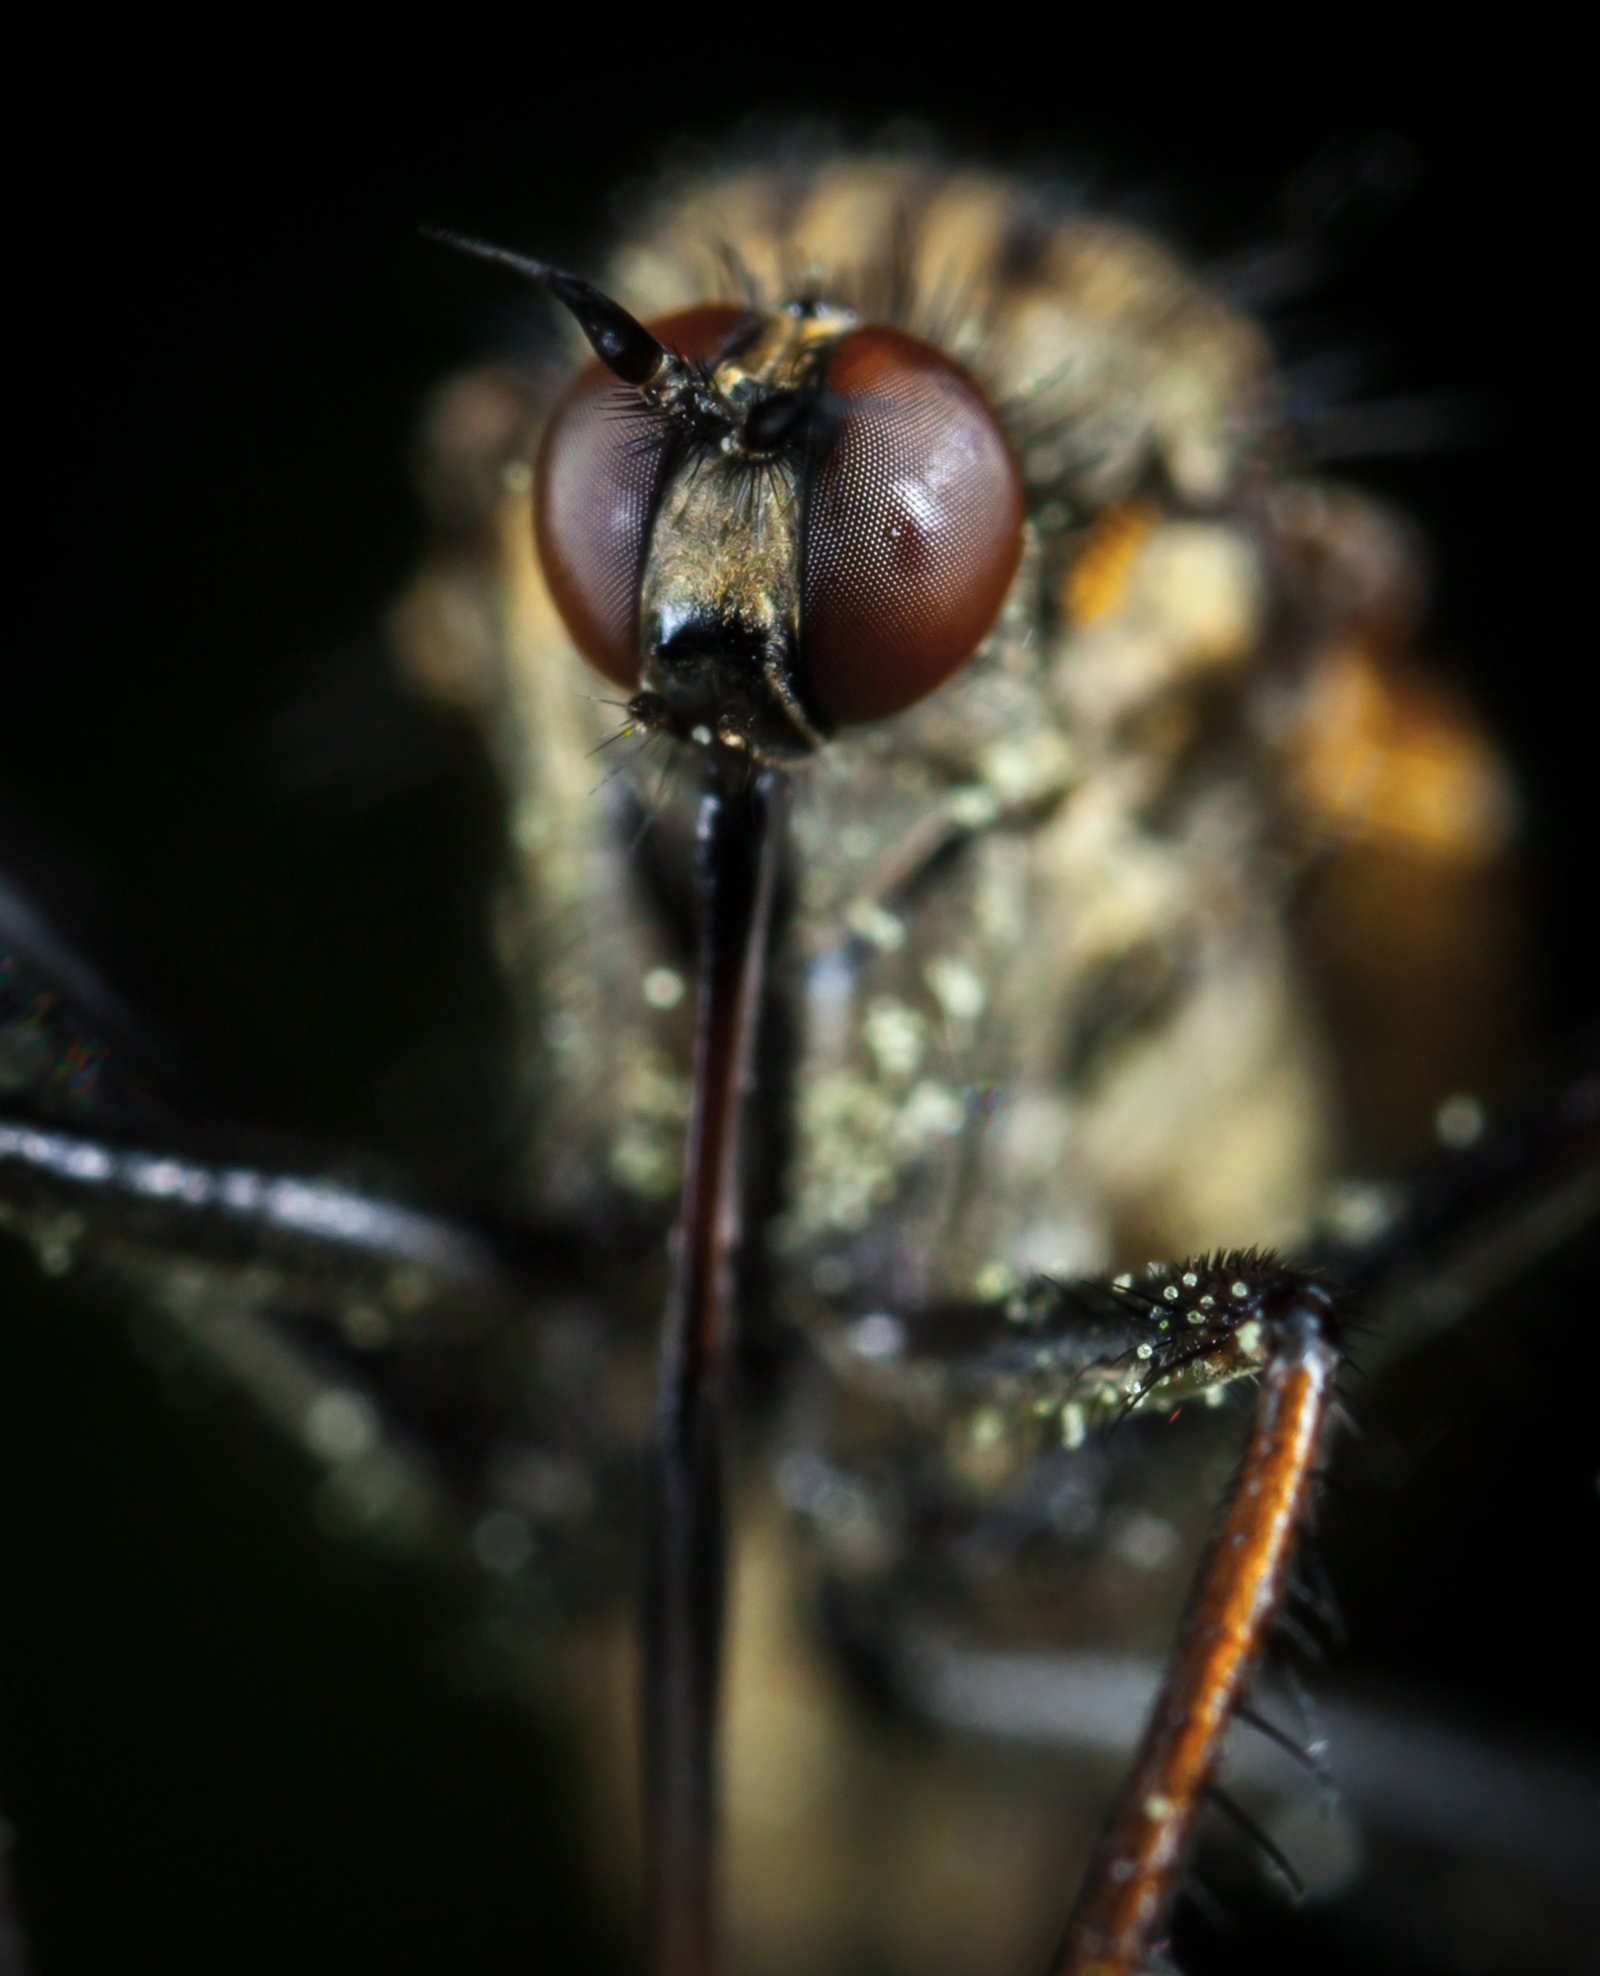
2,27 -> 1593,1975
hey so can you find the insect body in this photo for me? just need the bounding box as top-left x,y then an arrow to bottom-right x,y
395,149 -> 1553,1972
3,140 -> 1594,1973
437,161 -> 1346,1281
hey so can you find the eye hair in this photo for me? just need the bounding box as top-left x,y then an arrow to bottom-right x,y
598,386 -> 673,434
721,455 -> 795,551
691,181 -> 987,349
584,705 -> 664,795
589,713 -> 694,852
589,357 -> 740,451
707,235 -> 762,307
629,735 -> 697,855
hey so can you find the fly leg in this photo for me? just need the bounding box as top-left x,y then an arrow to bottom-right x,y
1050,1295 -> 1341,1976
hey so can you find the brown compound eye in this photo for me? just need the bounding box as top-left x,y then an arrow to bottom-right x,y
534,304 -> 747,686
803,327 -> 1024,725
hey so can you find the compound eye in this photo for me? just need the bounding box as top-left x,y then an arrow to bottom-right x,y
803,327 -> 1024,725
535,304 -> 747,685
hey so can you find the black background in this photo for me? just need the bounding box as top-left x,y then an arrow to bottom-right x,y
2,26 -> 1593,1975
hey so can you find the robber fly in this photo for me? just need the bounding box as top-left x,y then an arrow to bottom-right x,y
2,136 -> 1597,1975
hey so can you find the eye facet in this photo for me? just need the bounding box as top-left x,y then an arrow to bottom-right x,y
803,327 -> 1024,725
535,305 -> 747,686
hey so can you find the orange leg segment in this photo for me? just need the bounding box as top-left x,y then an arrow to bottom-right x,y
1052,1304 -> 1341,1976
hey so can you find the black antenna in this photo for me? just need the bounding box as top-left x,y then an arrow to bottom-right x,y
423,227 -> 667,387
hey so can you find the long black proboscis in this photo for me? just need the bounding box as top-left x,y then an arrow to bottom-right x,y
422,227 -> 667,385
643,769 -> 780,1976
